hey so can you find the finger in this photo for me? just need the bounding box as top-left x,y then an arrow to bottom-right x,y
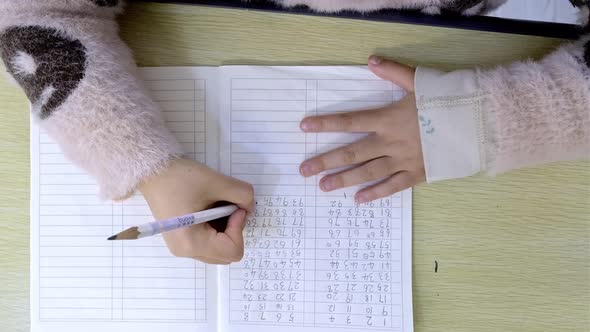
368,56 -> 415,92
300,135 -> 384,177
208,209 -> 247,262
163,226 -> 227,261
300,108 -> 384,133
223,209 -> 247,249
217,177 -> 255,211
355,171 -> 414,203
319,157 -> 397,192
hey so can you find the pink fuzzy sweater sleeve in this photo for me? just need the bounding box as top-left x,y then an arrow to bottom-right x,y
0,0 -> 184,199
478,36 -> 590,173
414,36 -> 590,182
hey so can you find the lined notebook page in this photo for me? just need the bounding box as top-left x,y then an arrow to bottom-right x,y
218,66 -> 413,332
30,67 -> 219,332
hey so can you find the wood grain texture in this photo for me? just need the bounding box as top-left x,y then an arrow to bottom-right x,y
0,68 -> 30,331
1,3 -> 589,331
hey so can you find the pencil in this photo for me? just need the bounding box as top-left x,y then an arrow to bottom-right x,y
107,205 -> 239,240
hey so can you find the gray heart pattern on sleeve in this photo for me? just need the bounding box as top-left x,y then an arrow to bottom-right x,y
0,26 -> 87,119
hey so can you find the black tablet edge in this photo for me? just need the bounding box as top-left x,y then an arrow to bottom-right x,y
141,0 -> 582,40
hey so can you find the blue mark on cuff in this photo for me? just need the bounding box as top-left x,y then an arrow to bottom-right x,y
419,115 -> 435,134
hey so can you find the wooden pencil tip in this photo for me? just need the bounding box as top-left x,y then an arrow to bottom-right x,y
107,227 -> 140,241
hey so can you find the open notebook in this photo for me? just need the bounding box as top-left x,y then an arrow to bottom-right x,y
30,66 -> 413,332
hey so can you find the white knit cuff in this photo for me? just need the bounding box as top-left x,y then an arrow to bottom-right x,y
414,66 -> 487,183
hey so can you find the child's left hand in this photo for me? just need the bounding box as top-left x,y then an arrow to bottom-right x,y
299,56 -> 425,203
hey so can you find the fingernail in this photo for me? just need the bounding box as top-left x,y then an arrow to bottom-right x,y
300,163 -> 313,177
321,178 -> 335,191
300,119 -> 315,132
369,55 -> 383,66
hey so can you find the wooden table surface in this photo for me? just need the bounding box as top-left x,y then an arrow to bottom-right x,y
1,3 -> 589,331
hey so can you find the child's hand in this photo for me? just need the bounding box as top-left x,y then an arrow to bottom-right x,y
138,158 -> 254,264
299,56 -> 425,203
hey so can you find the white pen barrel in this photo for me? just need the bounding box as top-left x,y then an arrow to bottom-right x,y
137,213 -> 196,238
136,205 -> 239,238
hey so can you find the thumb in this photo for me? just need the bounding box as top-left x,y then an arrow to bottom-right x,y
221,209 -> 247,260
206,209 -> 247,262
368,55 -> 416,92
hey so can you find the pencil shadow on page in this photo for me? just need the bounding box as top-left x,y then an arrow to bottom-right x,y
202,105 -> 279,230
229,138 -> 281,210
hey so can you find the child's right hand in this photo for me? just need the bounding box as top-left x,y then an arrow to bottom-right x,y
138,158 -> 254,264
